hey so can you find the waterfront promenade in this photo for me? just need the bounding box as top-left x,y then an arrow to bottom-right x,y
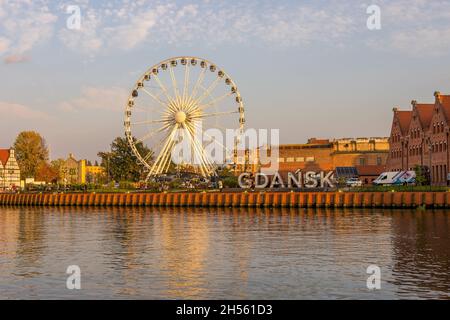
1,191 -> 449,208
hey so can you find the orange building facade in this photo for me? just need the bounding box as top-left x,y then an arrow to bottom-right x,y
238,137 -> 390,183
386,91 -> 450,185
275,138 -> 389,172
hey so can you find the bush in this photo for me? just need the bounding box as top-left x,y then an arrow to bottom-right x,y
223,176 -> 239,188
119,181 -> 136,190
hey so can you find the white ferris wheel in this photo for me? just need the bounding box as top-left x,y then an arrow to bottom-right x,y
124,56 -> 245,180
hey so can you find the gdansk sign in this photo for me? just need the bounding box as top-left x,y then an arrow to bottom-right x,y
238,171 -> 335,189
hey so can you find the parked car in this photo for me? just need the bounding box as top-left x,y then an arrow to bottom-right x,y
346,177 -> 363,187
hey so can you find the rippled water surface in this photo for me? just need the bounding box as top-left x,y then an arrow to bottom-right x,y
0,207 -> 448,299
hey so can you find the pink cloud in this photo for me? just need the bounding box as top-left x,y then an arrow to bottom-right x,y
59,86 -> 128,112
4,54 -> 30,64
0,101 -> 50,120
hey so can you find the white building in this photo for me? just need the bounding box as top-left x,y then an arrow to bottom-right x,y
0,148 -> 21,191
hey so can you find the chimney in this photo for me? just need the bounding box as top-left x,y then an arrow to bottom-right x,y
434,91 -> 441,104
411,100 -> 417,108
392,107 -> 398,112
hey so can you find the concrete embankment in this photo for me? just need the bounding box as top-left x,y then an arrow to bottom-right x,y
0,192 -> 449,208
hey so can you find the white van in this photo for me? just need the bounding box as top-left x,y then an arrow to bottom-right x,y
394,171 -> 416,185
373,172 -> 403,186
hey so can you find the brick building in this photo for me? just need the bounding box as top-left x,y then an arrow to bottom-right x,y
246,137 -> 389,182
386,91 -> 450,185
269,137 -> 388,172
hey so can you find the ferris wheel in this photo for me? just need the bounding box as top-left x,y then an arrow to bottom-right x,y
124,56 -> 245,179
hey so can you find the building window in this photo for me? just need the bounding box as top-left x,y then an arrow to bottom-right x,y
306,157 -> 315,162
359,158 -> 365,166
377,157 -> 382,165
286,157 -> 294,163
296,157 -> 305,162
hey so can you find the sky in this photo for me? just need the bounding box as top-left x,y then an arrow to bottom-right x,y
1,0 -> 450,161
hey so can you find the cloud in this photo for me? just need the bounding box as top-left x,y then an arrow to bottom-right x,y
4,54 -> 30,64
3,0 -> 450,58
59,86 -> 128,112
57,1 -> 358,54
365,0 -> 450,57
389,27 -> 450,56
0,101 -> 50,120
0,37 -> 10,53
0,0 -> 57,58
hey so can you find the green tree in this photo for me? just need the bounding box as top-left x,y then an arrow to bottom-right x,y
13,131 -> 49,179
414,165 -> 428,186
98,136 -> 153,182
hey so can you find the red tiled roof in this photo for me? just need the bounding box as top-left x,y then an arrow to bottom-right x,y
415,104 -> 434,129
0,149 -> 10,166
438,95 -> 450,123
396,110 -> 412,134
356,165 -> 385,176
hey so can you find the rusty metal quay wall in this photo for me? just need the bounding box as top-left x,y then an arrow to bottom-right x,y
0,192 -> 449,208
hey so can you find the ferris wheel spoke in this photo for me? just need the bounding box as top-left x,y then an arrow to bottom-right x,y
160,127 -> 182,173
141,89 -> 174,115
149,125 -> 178,175
169,65 -> 181,104
141,88 -> 171,109
157,139 -> 175,175
182,63 -> 190,105
198,92 -> 234,110
201,129 -> 233,155
188,137 -> 211,175
131,118 -> 170,126
136,123 -> 172,144
194,77 -> 222,106
185,123 -> 215,173
191,67 -> 207,102
153,74 -> 176,106
143,151 -> 154,162
191,120 -> 233,161
134,105 -> 170,117
191,110 -> 239,120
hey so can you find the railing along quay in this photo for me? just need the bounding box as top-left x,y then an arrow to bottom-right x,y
0,192 -> 449,208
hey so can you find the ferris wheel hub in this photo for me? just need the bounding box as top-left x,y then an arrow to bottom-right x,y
175,111 -> 187,124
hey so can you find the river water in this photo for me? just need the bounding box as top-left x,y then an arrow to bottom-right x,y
0,207 -> 448,300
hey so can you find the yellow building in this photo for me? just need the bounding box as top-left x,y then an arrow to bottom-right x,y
60,153 -> 86,184
59,154 -> 106,185
85,165 -> 106,184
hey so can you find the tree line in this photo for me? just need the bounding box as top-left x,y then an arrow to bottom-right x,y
12,131 -> 152,184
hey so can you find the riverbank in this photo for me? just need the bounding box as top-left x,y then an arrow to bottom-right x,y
1,191 -> 450,208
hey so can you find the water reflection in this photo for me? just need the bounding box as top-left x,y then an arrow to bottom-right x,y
0,206 -> 448,299
389,211 -> 449,299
